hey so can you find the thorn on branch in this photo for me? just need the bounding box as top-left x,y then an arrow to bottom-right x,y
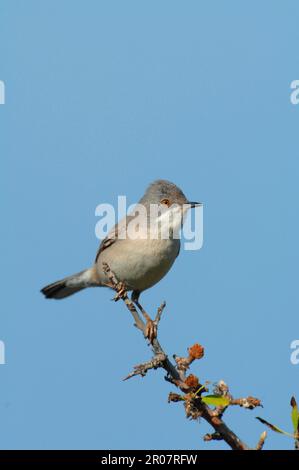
155,301 -> 166,323
123,352 -> 167,381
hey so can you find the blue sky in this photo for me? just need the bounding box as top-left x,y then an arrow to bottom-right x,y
1,0 -> 298,450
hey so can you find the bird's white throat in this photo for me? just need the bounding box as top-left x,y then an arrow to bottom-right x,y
124,203 -> 188,240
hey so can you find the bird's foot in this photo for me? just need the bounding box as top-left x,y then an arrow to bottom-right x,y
133,297 -> 163,344
112,281 -> 127,301
144,317 -> 158,344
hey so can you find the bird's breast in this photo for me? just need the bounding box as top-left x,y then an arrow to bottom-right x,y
97,237 -> 180,292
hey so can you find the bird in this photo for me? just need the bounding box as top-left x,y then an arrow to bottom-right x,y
41,180 -> 201,338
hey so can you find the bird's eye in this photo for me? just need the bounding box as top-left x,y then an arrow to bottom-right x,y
161,198 -> 170,206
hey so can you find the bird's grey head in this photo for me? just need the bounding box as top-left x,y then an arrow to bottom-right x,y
139,179 -> 200,208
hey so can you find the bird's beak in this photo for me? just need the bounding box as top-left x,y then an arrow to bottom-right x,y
187,201 -> 203,208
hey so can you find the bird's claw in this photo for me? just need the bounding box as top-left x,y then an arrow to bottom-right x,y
112,282 -> 127,301
145,318 -> 158,344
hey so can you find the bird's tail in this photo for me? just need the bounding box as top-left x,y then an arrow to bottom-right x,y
41,268 -> 96,299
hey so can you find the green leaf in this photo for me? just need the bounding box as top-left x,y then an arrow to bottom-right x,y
201,395 -> 230,407
256,417 -> 294,437
290,396 -> 299,434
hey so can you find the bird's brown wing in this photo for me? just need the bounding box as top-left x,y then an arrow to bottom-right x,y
95,227 -> 118,262
94,215 -> 135,262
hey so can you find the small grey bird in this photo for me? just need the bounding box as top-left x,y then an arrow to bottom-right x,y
41,180 -> 201,306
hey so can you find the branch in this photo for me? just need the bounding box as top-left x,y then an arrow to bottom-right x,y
102,262 -> 183,385
103,262 -> 261,451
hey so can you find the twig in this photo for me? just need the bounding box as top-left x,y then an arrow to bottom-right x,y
155,301 -> 166,323
204,432 -> 222,442
123,352 -> 167,381
230,397 -> 261,410
256,431 -> 267,450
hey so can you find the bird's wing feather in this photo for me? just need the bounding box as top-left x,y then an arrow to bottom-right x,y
95,225 -> 119,262
95,215 -> 135,262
